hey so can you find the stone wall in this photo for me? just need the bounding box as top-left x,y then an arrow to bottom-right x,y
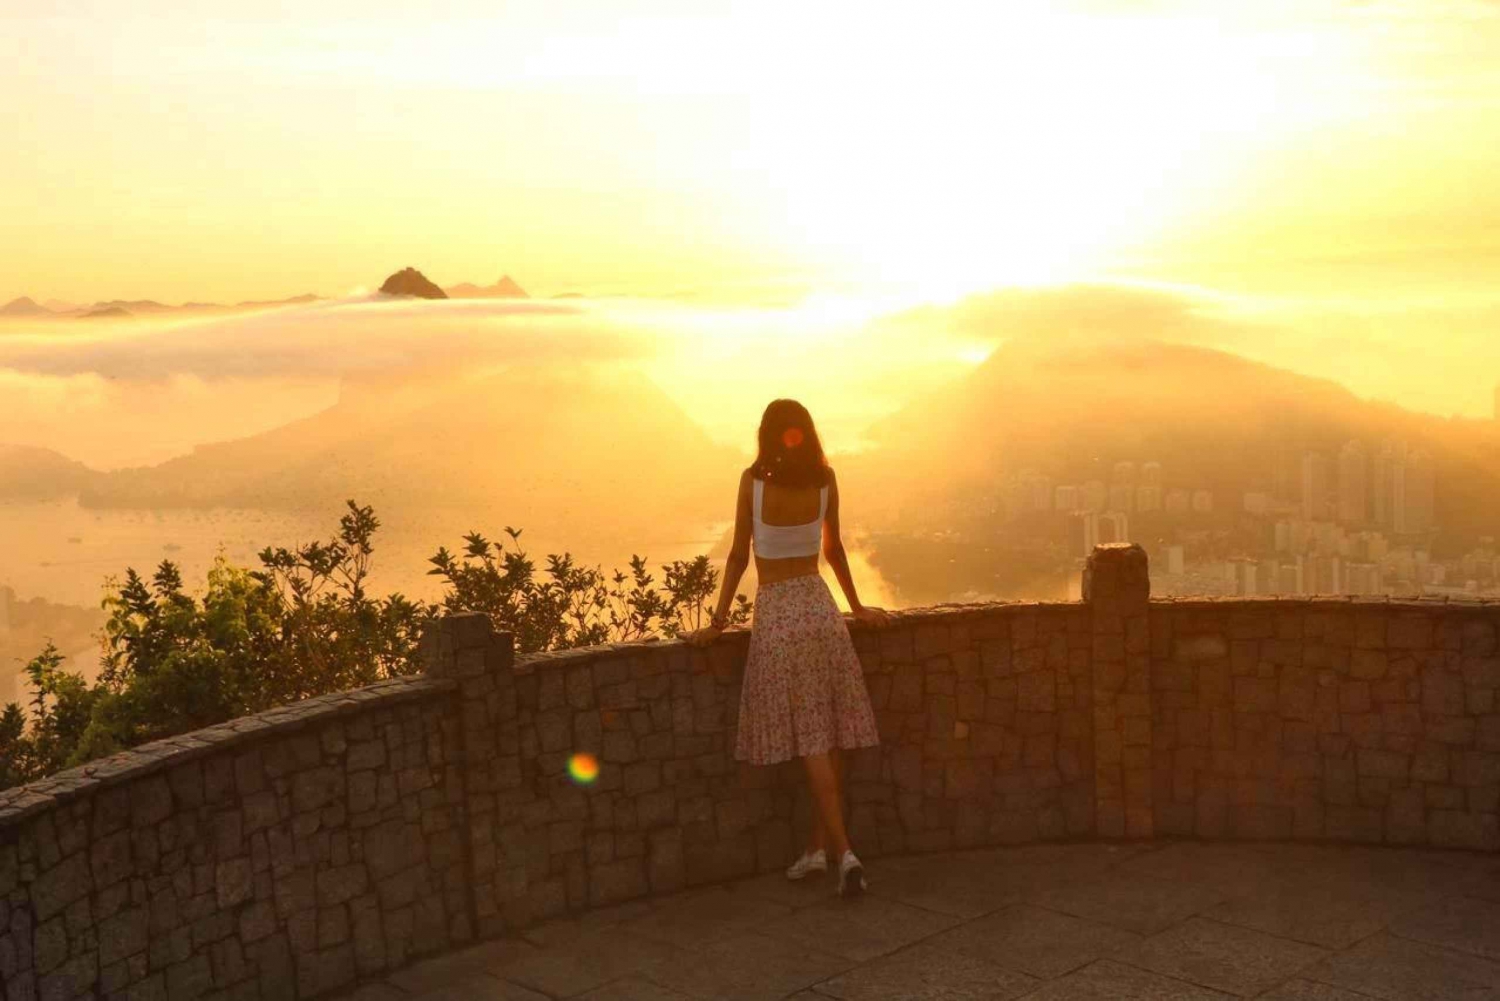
421,591 -> 1096,937
1149,594 -> 1500,850
3,543 -> 1499,999
0,677 -> 474,1001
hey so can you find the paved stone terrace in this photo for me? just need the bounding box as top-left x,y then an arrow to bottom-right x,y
337,839 -> 1500,1000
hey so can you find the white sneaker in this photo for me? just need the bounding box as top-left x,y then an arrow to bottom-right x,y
785,849 -> 827,881
837,850 -> 866,898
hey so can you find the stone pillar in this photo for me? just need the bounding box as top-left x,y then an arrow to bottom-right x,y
1083,543 -> 1153,838
419,613 -> 520,939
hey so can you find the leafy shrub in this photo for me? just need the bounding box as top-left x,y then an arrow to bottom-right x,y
0,502 -> 750,788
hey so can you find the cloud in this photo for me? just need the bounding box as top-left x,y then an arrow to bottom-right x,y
0,296 -> 651,382
874,281 -> 1258,349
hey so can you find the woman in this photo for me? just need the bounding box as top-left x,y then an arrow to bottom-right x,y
688,399 -> 887,898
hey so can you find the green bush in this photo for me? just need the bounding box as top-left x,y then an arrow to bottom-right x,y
0,501 -> 749,790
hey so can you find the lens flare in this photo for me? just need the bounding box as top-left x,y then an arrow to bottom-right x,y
567,752 -> 600,785
782,427 -> 805,448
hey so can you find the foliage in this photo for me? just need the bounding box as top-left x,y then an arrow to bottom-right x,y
427,528 -> 751,653
1,502 -> 751,789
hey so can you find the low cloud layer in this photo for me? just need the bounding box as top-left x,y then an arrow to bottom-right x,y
1,281 -> 1497,471
0,296 -> 644,381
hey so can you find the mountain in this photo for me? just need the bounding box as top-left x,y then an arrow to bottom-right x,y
379,268 -> 447,299
77,366 -> 740,548
79,305 -> 134,320
0,297 -> 51,317
42,299 -> 76,313
860,339 -> 1500,548
0,445 -> 99,501
90,299 -> 171,314
234,293 -> 322,309
446,275 -> 528,299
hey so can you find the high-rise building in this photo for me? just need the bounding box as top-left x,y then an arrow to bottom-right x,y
1165,489 -> 1190,514
1140,461 -> 1163,487
1082,480 -> 1108,513
1346,562 -> 1382,595
1070,511 -> 1100,557
1112,460 -> 1137,485
1395,449 -> 1435,535
1166,545 -> 1185,575
1017,469 -> 1052,512
1100,511 -> 1129,544
1373,441 -> 1395,528
1054,484 -> 1081,513
1232,558 -> 1259,596
1277,561 -> 1304,595
1108,483 -> 1134,513
1337,440 -> 1367,525
1191,489 -> 1213,513
1135,485 -> 1162,513
1301,452 -> 1330,521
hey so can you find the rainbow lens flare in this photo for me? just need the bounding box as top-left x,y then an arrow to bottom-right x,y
567,752 -> 600,785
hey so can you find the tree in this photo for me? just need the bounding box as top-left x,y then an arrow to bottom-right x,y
1,502 -> 751,790
427,528 -> 750,653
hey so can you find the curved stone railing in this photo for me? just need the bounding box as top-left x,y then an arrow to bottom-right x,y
2,543 -> 1497,999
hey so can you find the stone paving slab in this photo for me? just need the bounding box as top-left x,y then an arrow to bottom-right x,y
642,931 -> 853,1001
1205,879 -> 1433,950
1302,932 -> 1500,1000
497,929 -> 689,999
1119,916 -> 1330,997
1016,958 -> 1233,1000
1389,895 -> 1500,962
339,841 -> 1500,1001
927,903 -> 1142,979
813,940 -> 1038,1001
1028,871 -> 1228,935
1257,981 -> 1381,1001
760,893 -> 963,963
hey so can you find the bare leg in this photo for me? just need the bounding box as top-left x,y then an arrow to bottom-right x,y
802,750 -> 851,859
806,749 -> 844,853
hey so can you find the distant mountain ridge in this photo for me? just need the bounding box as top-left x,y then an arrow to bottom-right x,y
446,275 -> 528,299
1,293 -> 324,320
859,337 -> 1500,548
70,366 -> 741,549
0,297 -> 50,317
0,444 -> 98,501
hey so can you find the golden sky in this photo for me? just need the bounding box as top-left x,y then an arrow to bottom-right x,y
1,0 -> 1499,457
3,0 -> 1497,305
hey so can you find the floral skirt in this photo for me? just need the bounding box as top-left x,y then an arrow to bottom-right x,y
734,574 -> 881,766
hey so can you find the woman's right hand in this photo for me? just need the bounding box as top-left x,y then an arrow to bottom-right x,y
685,625 -> 723,648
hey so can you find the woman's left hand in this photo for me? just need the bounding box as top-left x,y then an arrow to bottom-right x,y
851,605 -> 891,627
685,625 -> 723,648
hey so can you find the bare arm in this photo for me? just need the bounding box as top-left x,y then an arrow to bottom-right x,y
821,468 -> 869,613
709,470 -> 754,626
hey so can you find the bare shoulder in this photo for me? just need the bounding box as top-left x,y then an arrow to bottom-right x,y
825,466 -> 839,489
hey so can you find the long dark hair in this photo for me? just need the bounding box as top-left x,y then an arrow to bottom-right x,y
750,399 -> 829,488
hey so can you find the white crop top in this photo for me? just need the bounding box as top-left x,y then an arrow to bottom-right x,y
751,478 -> 827,559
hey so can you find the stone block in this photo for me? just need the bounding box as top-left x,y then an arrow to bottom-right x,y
1357,749 -> 1410,780
1388,614 -> 1434,650
1430,810 -> 1500,850
1339,682 -> 1372,714
1350,650 -> 1389,680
